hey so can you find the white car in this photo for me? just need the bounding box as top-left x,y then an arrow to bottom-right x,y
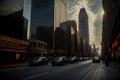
92,56 -> 100,63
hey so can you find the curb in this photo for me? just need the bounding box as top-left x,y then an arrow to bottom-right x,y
0,63 -> 28,69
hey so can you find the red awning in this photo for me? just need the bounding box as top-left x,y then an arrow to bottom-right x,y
112,40 -> 118,48
0,48 -> 26,53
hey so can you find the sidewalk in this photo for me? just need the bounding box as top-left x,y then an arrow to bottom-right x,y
110,62 -> 120,71
94,61 -> 120,80
0,62 -> 28,69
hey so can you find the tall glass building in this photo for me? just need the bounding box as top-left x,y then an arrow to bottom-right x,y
29,0 -> 67,54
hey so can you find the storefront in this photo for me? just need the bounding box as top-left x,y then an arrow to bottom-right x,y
111,33 -> 120,62
0,35 -> 28,65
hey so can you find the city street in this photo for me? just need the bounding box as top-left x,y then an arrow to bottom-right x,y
0,60 -> 120,80
0,0 -> 120,80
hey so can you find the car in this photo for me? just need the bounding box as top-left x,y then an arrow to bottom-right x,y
68,56 -> 79,63
79,57 -> 83,61
92,56 -> 100,63
28,56 -> 49,66
83,57 -> 89,60
51,56 -> 68,66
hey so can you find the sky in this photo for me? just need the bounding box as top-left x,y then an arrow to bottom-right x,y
23,0 -> 31,39
67,0 -> 103,54
0,0 -> 23,15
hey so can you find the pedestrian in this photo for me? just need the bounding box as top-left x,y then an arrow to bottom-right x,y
105,56 -> 109,66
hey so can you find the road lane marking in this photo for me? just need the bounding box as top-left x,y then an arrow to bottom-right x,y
82,68 -> 95,80
23,72 -> 48,80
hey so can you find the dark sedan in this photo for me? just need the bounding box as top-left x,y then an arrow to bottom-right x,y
79,57 -> 83,61
28,56 -> 49,66
68,56 -> 79,63
92,56 -> 100,63
51,56 -> 68,66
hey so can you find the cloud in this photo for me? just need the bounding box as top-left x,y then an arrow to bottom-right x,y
0,0 -> 23,16
87,0 -> 102,13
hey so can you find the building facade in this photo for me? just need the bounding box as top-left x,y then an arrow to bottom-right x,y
58,20 -> 78,56
0,35 -> 28,65
58,20 -> 92,57
27,40 -> 47,58
0,0 -> 29,65
102,0 -> 120,62
66,20 -> 77,56
29,0 -> 67,56
79,8 -> 89,43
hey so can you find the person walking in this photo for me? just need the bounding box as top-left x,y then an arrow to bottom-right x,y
105,56 -> 109,66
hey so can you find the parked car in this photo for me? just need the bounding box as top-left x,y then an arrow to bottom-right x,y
68,56 -> 79,63
79,57 -> 83,61
92,56 -> 100,63
83,57 -> 89,60
51,56 -> 68,66
28,56 -> 49,66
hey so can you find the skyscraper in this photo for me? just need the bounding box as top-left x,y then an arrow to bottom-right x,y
79,8 -> 89,43
29,0 -> 67,54
58,20 -> 78,56
65,20 -> 77,56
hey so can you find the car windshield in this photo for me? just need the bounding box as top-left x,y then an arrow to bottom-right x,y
70,57 -> 76,60
58,57 -> 63,61
94,56 -> 99,59
41,57 -> 47,61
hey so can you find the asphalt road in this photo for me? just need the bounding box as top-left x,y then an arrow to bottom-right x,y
0,60 -> 117,80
